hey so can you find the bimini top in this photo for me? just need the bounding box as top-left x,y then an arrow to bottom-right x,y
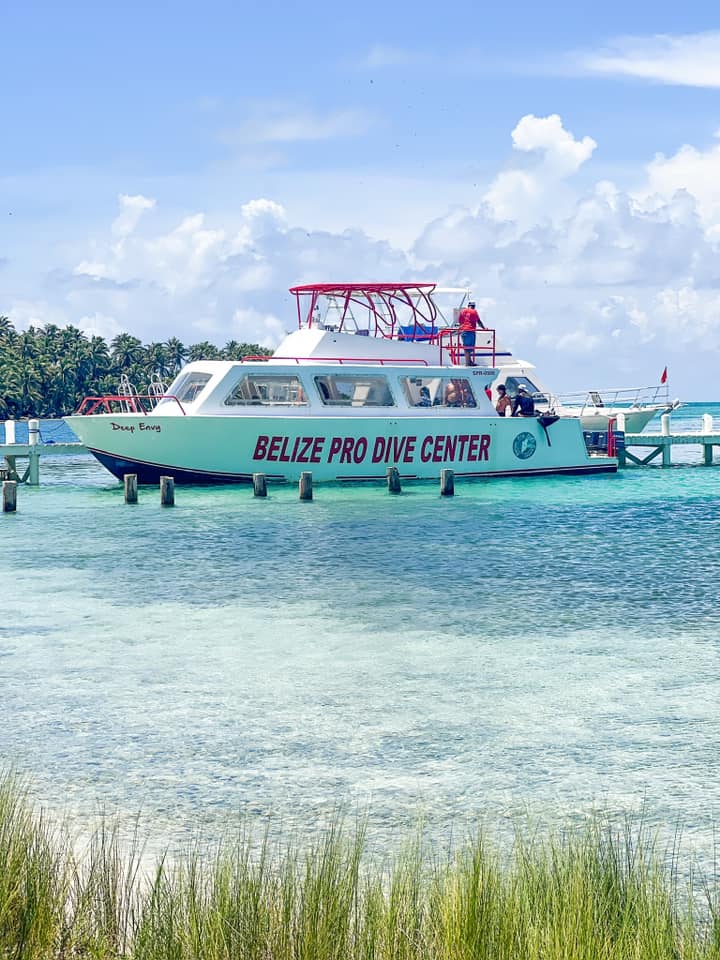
288,281 -> 496,367
289,282 -> 441,341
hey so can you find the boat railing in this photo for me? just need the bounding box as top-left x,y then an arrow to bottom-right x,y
436,328 -> 497,366
243,355 -> 431,366
553,385 -> 671,410
76,395 -> 188,416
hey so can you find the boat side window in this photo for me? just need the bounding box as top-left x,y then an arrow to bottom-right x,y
172,372 -> 212,403
314,375 -> 395,407
401,376 -> 477,408
224,375 -> 308,406
441,378 -> 477,408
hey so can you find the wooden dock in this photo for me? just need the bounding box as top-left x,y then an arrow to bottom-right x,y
1,420 -> 87,484
620,413 -> 719,467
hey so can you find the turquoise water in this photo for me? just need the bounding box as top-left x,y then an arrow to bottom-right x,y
1,404 -> 720,859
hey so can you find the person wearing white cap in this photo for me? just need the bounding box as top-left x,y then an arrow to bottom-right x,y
511,384 -> 535,417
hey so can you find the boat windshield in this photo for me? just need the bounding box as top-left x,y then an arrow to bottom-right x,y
503,376 -> 547,402
167,371 -> 212,403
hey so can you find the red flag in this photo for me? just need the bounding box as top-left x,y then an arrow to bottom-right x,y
660,366 -> 668,384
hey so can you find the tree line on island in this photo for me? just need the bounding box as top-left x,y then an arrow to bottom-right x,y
0,316 -> 272,418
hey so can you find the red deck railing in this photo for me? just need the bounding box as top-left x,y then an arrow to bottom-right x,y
76,395 -> 187,416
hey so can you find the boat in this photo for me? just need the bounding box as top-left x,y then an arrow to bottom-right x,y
487,359 -> 678,434
66,282 -> 618,484
423,288 -> 679,433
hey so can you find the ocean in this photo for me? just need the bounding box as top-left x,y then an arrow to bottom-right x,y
1,403 -> 719,859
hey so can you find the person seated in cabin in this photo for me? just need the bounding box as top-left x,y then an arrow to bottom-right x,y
444,383 -> 462,407
495,384 -> 512,417
511,384 -> 535,417
415,386 -> 432,407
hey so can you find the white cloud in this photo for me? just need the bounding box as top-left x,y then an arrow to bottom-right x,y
644,137 -> 720,227
76,312 -> 124,340
10,114 -> 720,397
32,194 -> 413,352
226,105 -> 374,144
537,329 -> 601,354
578,31 -> 720,88
356,45 -> 430,69
111,194 -> 156,238
510,114 -> 596,176
74,260 -> 109,280
484,115 -> 596,227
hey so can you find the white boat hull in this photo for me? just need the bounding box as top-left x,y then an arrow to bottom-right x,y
559,407 -> 660,433
66,413 -> 616,484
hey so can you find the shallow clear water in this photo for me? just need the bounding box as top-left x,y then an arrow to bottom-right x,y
1,405 -> 720,860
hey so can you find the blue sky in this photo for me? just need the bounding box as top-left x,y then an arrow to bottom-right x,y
3,1 -> 720,397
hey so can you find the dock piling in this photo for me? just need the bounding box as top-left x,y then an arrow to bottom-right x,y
26,420 -> 41,485
253,472 -> 268,497
386,467 -> 402,494
660,415 -> 671,467
124,474 -> 138,504
2,480 -> 17,513
160,476 -> 175,507
703,414 -> 714,465
440,468 -> 455,496
299,471 -> 313,500
614,413 -> 627,466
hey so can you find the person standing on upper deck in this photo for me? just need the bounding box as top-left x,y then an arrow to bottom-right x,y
457,300 -> 482,366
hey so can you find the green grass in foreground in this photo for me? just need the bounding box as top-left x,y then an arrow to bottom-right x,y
2,774 -> 720,959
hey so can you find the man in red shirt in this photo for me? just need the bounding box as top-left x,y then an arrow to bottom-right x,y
457,300 -> 482,366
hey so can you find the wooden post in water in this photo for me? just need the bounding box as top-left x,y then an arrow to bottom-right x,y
440,468 -> 455,496
703,414 -> 714,466
2,480 -> 17,513
387,466 -> 401,494
299,471 -> 313,501
615,413 -> 627,467
124,474 -> 138,503
253,472 -> 267,497
27,419 -> 40,485
4,420 -> 16,444
661,414 -> 671,467
160,476 -> 175,506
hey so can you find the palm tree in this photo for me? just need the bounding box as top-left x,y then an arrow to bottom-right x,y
222,340 -> 242,360
187,341 -> 220,361
110,333 -> 144,368
145,341 -> 172,380
165,337 -> 187,375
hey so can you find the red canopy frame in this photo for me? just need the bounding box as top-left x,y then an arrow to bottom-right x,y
289,282 -> 440,340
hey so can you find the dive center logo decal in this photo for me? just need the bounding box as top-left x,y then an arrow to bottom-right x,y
513,432 -> 537,460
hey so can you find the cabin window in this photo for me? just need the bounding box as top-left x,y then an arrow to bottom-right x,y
504,376 -> 547,401
314,375 -> 395,407
401,376 -> 477,409
224,375 -> 307,406
172,372 -> 212,403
